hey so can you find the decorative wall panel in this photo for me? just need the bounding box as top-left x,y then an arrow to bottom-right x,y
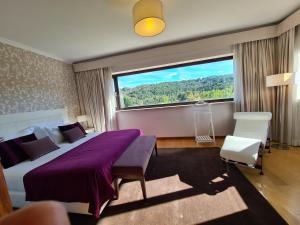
0,42 -> 79,120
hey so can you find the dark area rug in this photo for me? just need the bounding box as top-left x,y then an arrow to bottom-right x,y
69,148 -> 287,225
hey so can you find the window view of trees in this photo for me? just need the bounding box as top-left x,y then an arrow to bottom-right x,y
116,58 -> 234,108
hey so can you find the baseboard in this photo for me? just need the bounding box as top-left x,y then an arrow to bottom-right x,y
157,136 -> 225,140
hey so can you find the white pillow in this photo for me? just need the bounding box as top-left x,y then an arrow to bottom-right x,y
4,128 -> 35,141
3,120 -> 65,141
34,120 -> 64,129
22,126 -> 49,139
45,127 -> 64,145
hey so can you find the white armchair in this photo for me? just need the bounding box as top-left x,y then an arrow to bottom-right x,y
220,112 -> 272,175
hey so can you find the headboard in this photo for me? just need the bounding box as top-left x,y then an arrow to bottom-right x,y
0,108 -> 68,138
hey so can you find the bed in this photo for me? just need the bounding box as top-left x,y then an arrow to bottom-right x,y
0,108 -> 141,217
4,133 -> 99,214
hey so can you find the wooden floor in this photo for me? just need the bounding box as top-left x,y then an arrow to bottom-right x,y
157,137 -> 300,225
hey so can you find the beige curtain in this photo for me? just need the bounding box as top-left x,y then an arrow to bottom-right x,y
292,26 -> 300,146
234,39 -> 277,112
75,67 -> 117,132
234,28 -> 295,144
234,38 -> 277,138
275,29 -> 295,145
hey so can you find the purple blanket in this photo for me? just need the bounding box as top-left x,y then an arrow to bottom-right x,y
23,129 -> 142,217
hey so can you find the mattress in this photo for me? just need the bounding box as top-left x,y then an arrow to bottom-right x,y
3,132 -> 100,193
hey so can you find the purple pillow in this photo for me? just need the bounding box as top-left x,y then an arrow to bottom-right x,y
59,122 -> 87,135
75,122 -> 87,134
58,123 -> 75,132
0,133 -> 37,168
19,133 -> 37,142
20,136 -> 59,160
61,127 -> 85,143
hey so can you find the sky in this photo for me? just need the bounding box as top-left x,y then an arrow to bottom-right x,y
118,59 -> 233,88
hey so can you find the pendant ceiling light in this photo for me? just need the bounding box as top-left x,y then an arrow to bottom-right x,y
133,0 -> 165,37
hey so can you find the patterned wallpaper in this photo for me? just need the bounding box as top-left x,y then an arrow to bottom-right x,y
0,42 -> 79,120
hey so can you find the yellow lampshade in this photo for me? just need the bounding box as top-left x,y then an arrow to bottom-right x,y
133,0 -> 165,37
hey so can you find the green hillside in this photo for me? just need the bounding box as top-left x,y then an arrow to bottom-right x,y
120,74 -> 234,108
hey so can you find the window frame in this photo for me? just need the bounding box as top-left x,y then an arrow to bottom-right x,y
113,56 -> 234,110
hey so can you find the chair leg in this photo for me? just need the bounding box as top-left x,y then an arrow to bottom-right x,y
266,138 -> 271,153
260,157 -> 264,175
255,164 -> 264,175
259,147 -> 264,175
140,178 -> 147,199
113,178 -> 119,200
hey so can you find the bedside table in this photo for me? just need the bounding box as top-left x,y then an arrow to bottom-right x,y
0,163 -> 12,217
85,128 -> 95,134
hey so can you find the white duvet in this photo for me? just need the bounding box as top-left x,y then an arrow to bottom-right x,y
3,132 -> 100,193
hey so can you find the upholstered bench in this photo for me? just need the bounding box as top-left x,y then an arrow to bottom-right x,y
112,135 -> 157,199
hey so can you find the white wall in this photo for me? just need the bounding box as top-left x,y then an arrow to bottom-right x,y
117,101 -> 235,137
74,8 -> 300,139
73,9 -> 300,73
74,25 -> 277,73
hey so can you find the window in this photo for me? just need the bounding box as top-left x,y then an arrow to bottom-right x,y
114,56 -> 234,109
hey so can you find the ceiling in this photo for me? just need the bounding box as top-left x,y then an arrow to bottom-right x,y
0,0 -> 299,63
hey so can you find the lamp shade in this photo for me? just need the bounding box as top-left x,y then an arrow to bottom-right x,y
76,115 -> 88,123
266,73 -> 295,87
133,0 -> 165,37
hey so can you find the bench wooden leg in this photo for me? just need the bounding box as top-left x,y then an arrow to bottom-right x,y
113,178 -> 119,200
140,178 -> 147,199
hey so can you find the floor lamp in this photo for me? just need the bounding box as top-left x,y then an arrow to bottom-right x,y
266,73 -> 295,149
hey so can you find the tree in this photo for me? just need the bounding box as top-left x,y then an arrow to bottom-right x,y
123,96 -> 134,108
161,95 -> 169,103
120,74 -> 234,107
177,93 -> 187,101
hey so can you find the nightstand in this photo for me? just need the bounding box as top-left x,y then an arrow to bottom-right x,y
85,128 -> 95,134
0,163 -> 12,217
